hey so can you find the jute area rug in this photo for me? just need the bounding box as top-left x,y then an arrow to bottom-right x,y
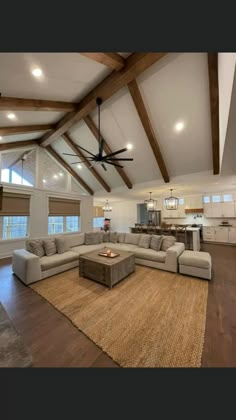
31,265 -> 208,367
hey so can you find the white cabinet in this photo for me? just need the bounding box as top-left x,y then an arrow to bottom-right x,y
203,203 -> 212,217
203,226 -> 215,241
214,227 -> 229,242
222,202 -> 235,217
212,202 -> 222,217
228,227 -> 236,243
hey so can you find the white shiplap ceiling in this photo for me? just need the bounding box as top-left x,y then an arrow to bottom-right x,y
0,52 -> 218,195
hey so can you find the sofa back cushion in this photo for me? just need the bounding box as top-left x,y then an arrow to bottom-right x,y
161,235 -> 176,251
103,232 -> 110,242
55,237 -> 70,254
150,235 -> 163,251
67,233 -> 85,248
117,233 -> 126,243
85,232 -> 103,245
138,234 -> 151,249
43,238 -> 57,256
26,239 -> 45,257
109,232 -> 118,243
124,233 -> 140,245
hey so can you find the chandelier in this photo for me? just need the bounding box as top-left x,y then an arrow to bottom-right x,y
102,200 -> 112,212
165,189 -> 179,210
144,192 -> 157,211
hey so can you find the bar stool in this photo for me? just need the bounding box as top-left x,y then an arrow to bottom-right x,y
175,225 -> 189,248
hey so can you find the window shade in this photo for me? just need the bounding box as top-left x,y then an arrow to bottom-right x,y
0,192 -> 30,216
93,206 -> 104,217
49,197 -> 80,216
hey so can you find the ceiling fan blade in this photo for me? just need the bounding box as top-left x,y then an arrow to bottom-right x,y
99,138 -> 105,156
75,145 -> 97,157
105,148 -> 127,158
101,163 -> 107,171
63,152 -> 80,157
105,161 -> 124,168
106,158 -> 133,161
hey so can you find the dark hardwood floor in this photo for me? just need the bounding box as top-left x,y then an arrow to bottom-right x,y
0,243 -> 236,367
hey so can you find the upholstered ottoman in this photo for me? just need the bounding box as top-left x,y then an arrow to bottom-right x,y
179,250 -> 212,280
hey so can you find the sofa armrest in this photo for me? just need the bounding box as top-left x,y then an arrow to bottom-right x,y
12,249 -> 42,285
165,242 -> 185,272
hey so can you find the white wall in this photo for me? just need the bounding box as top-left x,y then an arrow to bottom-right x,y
218,53 -> 236,169
104,200 -> 140,233
0,147 -> 93,258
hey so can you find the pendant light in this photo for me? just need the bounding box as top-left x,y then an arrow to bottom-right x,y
165,189 -> 179,210
144,192 -> 157,211
102,199 -> 112,212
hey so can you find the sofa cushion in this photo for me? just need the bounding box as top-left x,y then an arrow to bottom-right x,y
150,235 -> 163,251
67,233 -> 85,248
124,233 -> 140,245
107,243 -> 137,252
43,238 -> 57,256
109,232 -> 118,243
179,250 -> 211,269
161,236 -> 176,252
55,237 -> 70,254
84,232 -> 103,245
103,232 -> 110,242
26,239 -> 45,257
138,234 -> 151,249
40,251 -> 78,271
71,244 -> 104,256
134,248 -> 166,263
117,233 -> 126,243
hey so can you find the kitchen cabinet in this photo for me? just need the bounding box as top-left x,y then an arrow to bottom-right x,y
222,202 -> 235,217
203,226 -> 215,241
207,202 -> 235,218
228,227 -> 236,243
203,203 -> 212,217
214,227 -> 229,242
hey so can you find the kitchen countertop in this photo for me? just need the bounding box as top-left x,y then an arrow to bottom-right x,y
130,226 -> 200,232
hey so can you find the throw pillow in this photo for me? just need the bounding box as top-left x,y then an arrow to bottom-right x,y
161,236 -> 176,252
138,234 -> 151,249
66,233 -> 84,247
55,237 -> 70,254
150,235 -> 163,251
124,233 -> 140,245
109,232 -> 118,243
85,232 -> 100,245
27,239 -> 45,257
43,238 -> 57,256
117,233 -> 126,243
103,232 -> 110,243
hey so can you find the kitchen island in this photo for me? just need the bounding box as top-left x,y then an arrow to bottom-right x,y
129,226 -> 201,251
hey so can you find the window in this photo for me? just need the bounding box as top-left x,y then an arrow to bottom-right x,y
203,196 -> 211,204
1,216 -> 29,240
1,150 -> 36,187
212,195 -> 221,203
93,217 -> 104,228
48,216 -> 80,235
223,194 -> 233,202
178,198 -> 184,205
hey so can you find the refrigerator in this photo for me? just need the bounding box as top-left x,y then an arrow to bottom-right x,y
137,204 -> 161,225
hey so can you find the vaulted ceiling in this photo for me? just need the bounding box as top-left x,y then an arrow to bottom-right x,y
0,52 -> 220,195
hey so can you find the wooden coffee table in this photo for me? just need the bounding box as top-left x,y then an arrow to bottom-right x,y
79,248 -> 135,289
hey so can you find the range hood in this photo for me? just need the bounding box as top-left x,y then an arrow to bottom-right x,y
185,208 -> 204,214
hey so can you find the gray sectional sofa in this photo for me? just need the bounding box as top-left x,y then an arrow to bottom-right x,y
12,232 -> 185,285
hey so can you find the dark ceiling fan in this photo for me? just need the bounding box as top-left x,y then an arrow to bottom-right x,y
63,97 -> 134,171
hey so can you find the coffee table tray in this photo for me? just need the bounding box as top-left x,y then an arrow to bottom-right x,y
98,252 -> 120,258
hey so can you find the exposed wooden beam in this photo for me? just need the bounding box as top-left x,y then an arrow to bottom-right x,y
0,124 -> 55,136
208,53 -> 220,175
46,146 -> 94,195
80,53 -> 125,71
0,140 -> 38,152
0,97 -> 77,112
39,53 -> 168,147
128,79 -> 169,183
84,115 -> 133,189
62,133 -> 111,193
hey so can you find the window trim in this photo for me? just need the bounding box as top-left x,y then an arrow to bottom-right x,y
48,215 -> 80,235
0,215 -> 29,241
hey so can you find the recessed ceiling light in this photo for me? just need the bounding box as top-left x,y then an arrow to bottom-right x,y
7,113 -> 16,120
32,68 -> 43,77
43,179 -> 47,183
53,174 -> 58,179
0,136 -> 2,140
126,143 -> 133,150
174,121 -> 185,132
59,172 -> 63,177
77,164 -> 82,170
